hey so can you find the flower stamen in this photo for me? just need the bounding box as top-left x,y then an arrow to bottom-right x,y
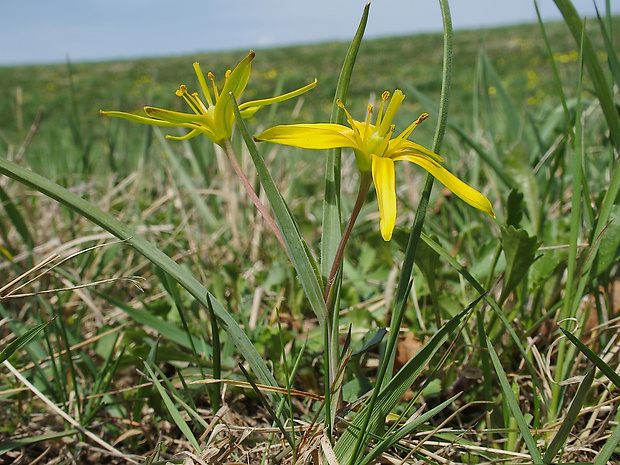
375,91 -> 390,128
175,86 -> 202,115
363,104 -> 374,141
207,72 -> 219,103
337,99 -> 364,148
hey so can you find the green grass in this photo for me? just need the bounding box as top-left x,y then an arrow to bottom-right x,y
1,7 -> 620,464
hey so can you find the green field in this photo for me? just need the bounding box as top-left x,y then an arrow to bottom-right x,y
1,6 -> 619,464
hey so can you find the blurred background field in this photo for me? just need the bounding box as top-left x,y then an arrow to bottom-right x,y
1,12 -> 619,464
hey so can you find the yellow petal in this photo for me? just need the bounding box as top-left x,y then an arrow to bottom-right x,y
100,110 -> 179,127
254,124 -> 358,150
394,154 -> 495,217
387,139 -> 444,163
371,154 -> 397,241
239,79 -> 318,118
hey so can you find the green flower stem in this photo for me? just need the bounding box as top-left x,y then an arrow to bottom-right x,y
347,1 -> 452,463
323,172 -> 371,437
220,139 -> 289,258
324,173 -> 372,304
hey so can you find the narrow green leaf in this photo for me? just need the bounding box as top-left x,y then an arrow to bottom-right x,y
553,0 -> 620,152
321,2 -> 370,280
334,304 -> 471,464
0,316 -> 56,363
593,417 -> 620,465
230,94 -> 327,324
142,360 -> 201,452
486,336 -> 543,463
543,367 -> 595,464
420,232 -> 551,410
358,394 -> 460,465
559,327 -> 620,389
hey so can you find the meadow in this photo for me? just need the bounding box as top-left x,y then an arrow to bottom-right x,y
0,2 -> 619,464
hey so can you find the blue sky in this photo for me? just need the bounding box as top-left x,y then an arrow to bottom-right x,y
1,0 -> 617,65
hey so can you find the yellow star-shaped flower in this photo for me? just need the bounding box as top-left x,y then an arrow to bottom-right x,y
255,90 -> 495,241
101,51 -> 317,148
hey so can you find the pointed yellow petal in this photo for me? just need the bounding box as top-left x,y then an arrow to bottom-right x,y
239,79 -> 318,117
394,154 -> 495,217
371,154 -> 397,241
254,124 -> 358,150
144,107 -> 212,126
387,139 -> 444,163
100,110 -> 179,127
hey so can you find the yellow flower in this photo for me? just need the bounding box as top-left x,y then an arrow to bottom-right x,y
255,90 -> 495,241
101,51 -> 317,147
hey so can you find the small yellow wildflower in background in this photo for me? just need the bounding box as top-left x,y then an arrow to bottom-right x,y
256,90 -> 495,241
101,51 -> 317,148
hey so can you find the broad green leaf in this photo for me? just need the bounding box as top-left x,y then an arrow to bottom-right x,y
500,226 -> 541,303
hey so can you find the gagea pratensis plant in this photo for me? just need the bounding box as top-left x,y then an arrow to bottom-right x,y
256,90 -> 495,296
101,50 -> 317,252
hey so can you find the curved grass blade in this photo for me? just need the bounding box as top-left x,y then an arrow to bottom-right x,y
334,303 -> 472,465
0,156 -> 280,403
486,336 -> 543,464
358,394 -> 460,465
141,359 -> 201,452
321,1 -> 370,280
543,367 -> 594,464
559,327 -> 620,389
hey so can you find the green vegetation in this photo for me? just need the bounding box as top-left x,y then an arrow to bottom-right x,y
1,3 -> 619,464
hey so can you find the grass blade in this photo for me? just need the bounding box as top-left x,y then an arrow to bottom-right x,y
543,367 -> 594,464
486,336 -> 543,463
559,327 -> 620,389
229,94 -> 327,325
358,394 -> 460,465
0,316 -> 56,363
0,156 -> 281,402
334,303 -> 472,465
141,359 -> 201,452
553,0 -> 620,152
